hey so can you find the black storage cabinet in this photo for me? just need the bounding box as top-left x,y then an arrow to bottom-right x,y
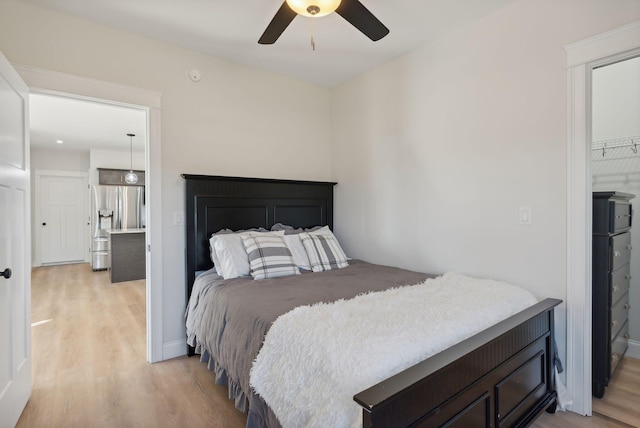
592,191 -> 634,398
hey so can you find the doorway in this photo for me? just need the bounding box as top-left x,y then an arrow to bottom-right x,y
591,56 -> 640,359
566,21 -> 640,416
15,65 -> 164,363
30,93 -> 147,268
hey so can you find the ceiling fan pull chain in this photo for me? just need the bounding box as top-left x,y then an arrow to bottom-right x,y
311,16 -> 316,51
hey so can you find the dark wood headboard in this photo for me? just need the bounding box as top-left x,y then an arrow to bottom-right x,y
182,174 -> 337,298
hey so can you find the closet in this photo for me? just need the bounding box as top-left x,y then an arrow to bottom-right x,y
591,56 -> 640,398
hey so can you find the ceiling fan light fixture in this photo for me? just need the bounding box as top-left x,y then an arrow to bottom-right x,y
285,0 -> 341,17
259,0 -> 388,46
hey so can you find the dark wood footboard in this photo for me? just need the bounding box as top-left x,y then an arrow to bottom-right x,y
354,298 -> 561,428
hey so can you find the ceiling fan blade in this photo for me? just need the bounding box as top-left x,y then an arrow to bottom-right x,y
335,0 -> 389,41
258,2 -> 298,44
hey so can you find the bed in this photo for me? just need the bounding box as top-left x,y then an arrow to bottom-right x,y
183,174 -> 561,428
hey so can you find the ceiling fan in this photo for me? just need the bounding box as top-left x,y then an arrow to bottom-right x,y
258,0 -> 389,45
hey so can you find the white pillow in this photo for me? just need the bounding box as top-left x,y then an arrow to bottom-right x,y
283,234 -> 312,271
242,234 -> 300,280
209,228 -> 233,276
212,230 -> 285,280
307,225 -> 332,235
299,229 -> 349,272
209,240 -> 223,275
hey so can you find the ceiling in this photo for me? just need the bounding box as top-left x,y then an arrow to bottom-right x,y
30,94 -> 147,152
19,0 -> 518,88
24,0 -> 518,153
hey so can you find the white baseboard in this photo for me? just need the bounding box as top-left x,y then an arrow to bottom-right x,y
162,339 -> 187,361
627,339 -> 640,360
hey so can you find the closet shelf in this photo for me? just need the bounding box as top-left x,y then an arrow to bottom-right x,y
592,136 -> 640,157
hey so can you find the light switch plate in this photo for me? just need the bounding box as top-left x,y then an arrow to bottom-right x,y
174,211 -> 185,226
519,207 -> 532,225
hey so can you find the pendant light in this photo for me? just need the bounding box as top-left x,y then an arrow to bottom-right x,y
124,133 -> 138,184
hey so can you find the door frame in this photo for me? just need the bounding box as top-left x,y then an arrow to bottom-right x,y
15,65 -> 164,363
33,169 -> 89,266
565,20 -> 640,416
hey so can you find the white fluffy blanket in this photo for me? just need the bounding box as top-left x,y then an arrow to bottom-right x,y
249,272 -> 538,428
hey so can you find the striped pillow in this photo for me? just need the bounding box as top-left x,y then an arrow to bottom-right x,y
241,235 -> 300,280
299,232 -> 349,272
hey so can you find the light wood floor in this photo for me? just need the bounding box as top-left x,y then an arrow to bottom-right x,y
17,263 -> 640,427
592,356 -> 640,427
18,263 -> 246,428
531,355 -> 640,428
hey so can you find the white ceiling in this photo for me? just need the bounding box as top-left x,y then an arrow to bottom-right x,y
19,0 -> 518,88
30,94 -> 147,152
23,0 -> 518,153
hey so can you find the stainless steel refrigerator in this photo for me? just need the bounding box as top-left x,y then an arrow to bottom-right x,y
90,185 -> 144,270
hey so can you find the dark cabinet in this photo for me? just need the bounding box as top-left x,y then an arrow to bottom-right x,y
98,168 -> 145,185
592,191 -> 634,398
108,230 -> 146,283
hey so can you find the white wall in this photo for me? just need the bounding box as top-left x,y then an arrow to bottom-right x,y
592,57 -> 640,358
31,148 -> 90,172
592,56 -> 640,142
0,0 -> 332,357
330,0 -> 640,370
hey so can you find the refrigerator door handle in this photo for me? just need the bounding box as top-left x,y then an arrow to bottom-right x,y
113,187 -> 120,230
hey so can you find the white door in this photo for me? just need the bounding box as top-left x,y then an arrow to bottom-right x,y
40,173 -> 87,264
0,51 -> 31,427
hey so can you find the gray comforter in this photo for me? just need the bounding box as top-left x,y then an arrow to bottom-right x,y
185,260 -> 430,428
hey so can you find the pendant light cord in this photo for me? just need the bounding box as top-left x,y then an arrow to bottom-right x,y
125,133 -> 138,184
129,134 -> 133,171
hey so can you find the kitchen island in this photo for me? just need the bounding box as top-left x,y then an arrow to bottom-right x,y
107,228 -> 146,283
